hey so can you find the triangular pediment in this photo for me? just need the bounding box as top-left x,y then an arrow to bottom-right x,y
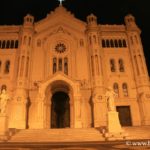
35,6 -> 86,34
45,25 -> 72,36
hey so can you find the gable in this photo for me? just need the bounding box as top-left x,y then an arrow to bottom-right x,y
34,6 -> 86,35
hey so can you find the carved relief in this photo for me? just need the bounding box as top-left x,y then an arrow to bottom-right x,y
80,79 -> 89,88
92,93 -> 103,103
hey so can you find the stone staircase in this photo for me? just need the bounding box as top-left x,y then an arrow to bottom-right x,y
123,126 -> 150,139
6,126 -> 150,143
9,128 -> 105,142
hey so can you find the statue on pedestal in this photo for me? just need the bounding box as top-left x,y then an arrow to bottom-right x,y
0,89 -> 10,114
104,87 -> 128,140
105,86 -> 117,111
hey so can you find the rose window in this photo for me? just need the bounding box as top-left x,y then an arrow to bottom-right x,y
55,43 -> 66,53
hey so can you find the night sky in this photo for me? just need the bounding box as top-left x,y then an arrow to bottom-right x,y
0,0 -> 150,75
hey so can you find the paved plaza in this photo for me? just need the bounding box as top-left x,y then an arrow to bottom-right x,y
0,140 -> 150,150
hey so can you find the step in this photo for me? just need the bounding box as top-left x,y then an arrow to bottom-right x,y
123,126 -> 150,139
9,126 -> 150,142
9,128 -> 105,142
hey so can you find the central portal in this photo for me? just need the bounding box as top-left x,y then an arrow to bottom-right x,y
51,91 -> 70,128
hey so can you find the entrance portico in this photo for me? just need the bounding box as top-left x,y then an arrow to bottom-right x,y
35,73 -> 82,129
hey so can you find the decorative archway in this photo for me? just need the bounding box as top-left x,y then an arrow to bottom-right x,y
45,79 -> 73,128
35,73 -> 82,129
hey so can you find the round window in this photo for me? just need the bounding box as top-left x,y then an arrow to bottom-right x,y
55,43 -> 66,53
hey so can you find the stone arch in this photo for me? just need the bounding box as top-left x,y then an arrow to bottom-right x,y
41,73 -> 78,96
36,73 -> 82,129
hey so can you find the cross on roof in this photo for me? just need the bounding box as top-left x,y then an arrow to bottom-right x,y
58,0 -> 65,6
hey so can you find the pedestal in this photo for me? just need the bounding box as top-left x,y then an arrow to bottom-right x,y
108,111 -> 122,133
0,115 -> 8,135
0,115 -> 9,141
104,111 -> 128,140
11,102 -> 27,129
74,119 -> 82,128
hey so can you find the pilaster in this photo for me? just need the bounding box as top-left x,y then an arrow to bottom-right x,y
11,89 -> 28,129
74,95 -> 82,128
92,93 -> 107,127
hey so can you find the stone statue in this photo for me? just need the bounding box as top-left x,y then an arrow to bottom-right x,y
105,86 -> 117,111
0,89 -> 10,114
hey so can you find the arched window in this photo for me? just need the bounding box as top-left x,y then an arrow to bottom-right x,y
25,57 -> 29,77
58,58 -> 62,71
37,39 -> 41,47
134,56 -> 139,75
113,83 -> 119,97
106,39 -> 110,47
122,83 -> 128,96
91,56 -> 94,76
27,18 -> 30,22
15,40 -> 19,48
118,39 -> 122,47
114,40 -> 118,48
53,58 -> 57,73
28,37 -> 31,46
20,56 -> 25,77
110,59 -> 116,72
2,41 -> 6,49
134,35 -> 138,44
23,36 -> 27,45
4,60 -> 10,74
93,35 -> 97,43
123,39 -> 127,47
10,40 -> 14,48
110,39 -> 114,47
119,59 -> 125,72
64,57 -> 68,75
102,39 -> 106,47
95,55 -> 99,75
6,40 -> 10,49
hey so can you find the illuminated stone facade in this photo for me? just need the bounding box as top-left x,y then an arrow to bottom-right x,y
0,5 -> 150,129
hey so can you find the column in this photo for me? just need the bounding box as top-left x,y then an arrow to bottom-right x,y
33,92 -> 45,129
93,94 -> 107,127
69,93 -> 74,128
46,93 -> 52,128
74,95 -> 82,128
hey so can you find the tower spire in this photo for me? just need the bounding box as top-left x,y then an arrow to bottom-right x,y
58,0 -> 65,6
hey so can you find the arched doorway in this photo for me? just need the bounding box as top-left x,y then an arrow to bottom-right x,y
51,91 -> 70,128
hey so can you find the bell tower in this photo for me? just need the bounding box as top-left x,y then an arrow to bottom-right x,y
86,14 -> 105,127
125,14 -> 150,125
12,14 -> 34,129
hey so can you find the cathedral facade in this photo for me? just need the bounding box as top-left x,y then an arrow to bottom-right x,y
0,5 -> 150,129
